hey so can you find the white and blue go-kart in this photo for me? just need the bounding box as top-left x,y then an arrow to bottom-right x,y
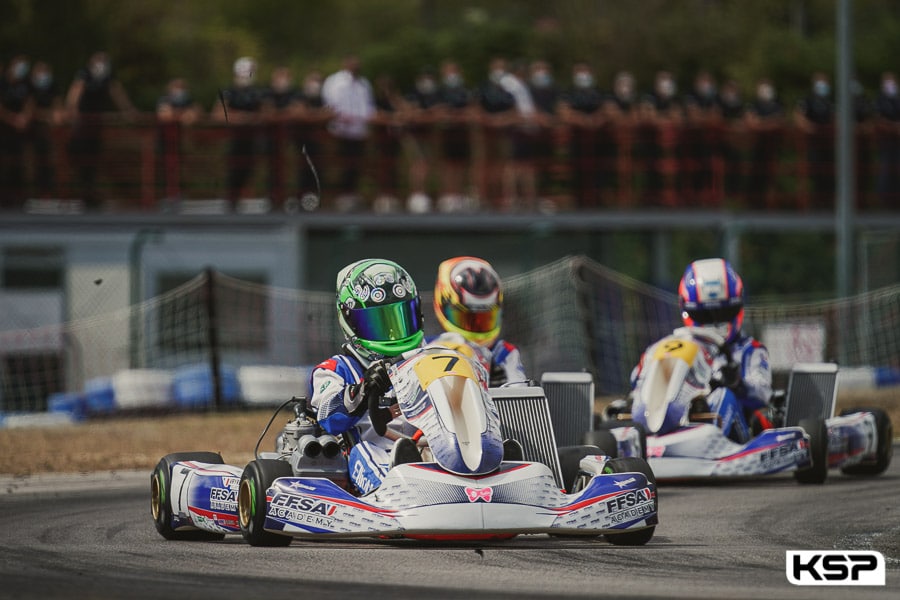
151,345 -> 659,546
612,327 -> 893,484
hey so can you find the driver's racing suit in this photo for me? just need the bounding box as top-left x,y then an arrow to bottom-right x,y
307,346 -> 419,495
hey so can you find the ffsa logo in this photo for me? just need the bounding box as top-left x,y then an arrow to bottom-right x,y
786,551 -> 885,586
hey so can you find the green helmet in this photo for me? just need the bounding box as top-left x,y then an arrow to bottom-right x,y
336,259 -> 424,362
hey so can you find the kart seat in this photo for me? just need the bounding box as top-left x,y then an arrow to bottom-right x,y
390,437 -> 422,468
502,438 -> 524,461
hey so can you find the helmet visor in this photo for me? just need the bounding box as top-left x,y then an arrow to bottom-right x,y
345,298 -> 422,342
685,304 -> 742,325
439,302 -> 500,334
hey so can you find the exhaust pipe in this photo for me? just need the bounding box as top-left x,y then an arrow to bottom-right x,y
297,434 -> 322,458
318,435 -> 341,459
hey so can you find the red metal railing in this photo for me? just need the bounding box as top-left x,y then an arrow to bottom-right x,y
6,115 -> 899,212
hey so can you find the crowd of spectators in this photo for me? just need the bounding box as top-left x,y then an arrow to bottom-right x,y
2,51 -> 900,213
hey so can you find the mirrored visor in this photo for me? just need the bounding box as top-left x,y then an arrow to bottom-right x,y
440,302 -> 500,333
345,298 -> 422,341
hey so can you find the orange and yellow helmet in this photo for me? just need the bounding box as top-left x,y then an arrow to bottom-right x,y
434,256 -> 503,346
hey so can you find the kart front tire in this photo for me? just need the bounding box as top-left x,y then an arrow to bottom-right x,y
151,452 -> 227,541
239,459 -> 293,547
601,457 -> 657,546
839,407 -> 893,476
794,418 -> 828,484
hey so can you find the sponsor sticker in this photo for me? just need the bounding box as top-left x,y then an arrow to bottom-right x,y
465,486 -> 493,503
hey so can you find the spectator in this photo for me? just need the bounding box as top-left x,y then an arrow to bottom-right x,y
475,57 -> 516,210
156,77 -> 203,206
433,59 -> 477,211
873,71 -> 900,209
370,74 -> 405,212
65,51 -> 138,209
682,70 -> 723,206
499,59 -> 539,212
852,80 -> 875,208
404,66 -> 441,213
263,66 -> 302,210
211,56 -> 266,209
292,69 -> 331,209
648,70 -> 683,206
745,78 -> 785,209
559,61 -> 604,208
604,70 -> 639,206
526,59 -> 560,212
0,55 -> 35,208
27,60 -> 64,199
794,71 -> 834,209
321,55 -> 376,212
717,79 -> 745,205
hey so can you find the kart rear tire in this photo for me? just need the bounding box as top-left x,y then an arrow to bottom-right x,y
839,407 -> 893,476
151,452 -> 227,541
794,418 -> 828,484
601,457 -> 657,546
581,430 -> 618,458
591,419 -> 648,459
239,459 -> 294,547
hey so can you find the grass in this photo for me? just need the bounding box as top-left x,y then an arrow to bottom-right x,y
1,389 -> 897,477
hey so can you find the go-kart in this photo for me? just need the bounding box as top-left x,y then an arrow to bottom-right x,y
607,327 -> 892,484
151,345 -> 659,546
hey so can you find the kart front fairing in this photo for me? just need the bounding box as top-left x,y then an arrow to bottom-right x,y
645,423 -> 813,479
261,460 -> 657,538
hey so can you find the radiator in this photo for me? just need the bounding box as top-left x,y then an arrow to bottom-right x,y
540,371 -> 595,447
491,386 -> 564,489
783,363 -> 838,426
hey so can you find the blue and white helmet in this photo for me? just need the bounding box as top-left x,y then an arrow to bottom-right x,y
678,258 -> 744,344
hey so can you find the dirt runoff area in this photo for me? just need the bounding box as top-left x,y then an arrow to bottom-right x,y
1,389 -> 898,477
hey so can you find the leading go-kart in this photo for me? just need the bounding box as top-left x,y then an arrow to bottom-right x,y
607,327 -> 892,484
151,344 -> 659,546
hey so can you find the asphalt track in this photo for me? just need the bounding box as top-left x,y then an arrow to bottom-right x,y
1,449 -> 897,600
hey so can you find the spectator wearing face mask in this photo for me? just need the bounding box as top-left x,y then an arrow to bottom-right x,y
497,59 -> 539,212
874,71 -> 900,209
0,55 -> 35,208
156,77 -> 203,206
403,66 -> 441,213
212,56 -> 267,210
794,71 -> 834,209
604,70 -> 639,206
65,51 -> 138,210
643,70 -> 682,206
28,61 -> 64,199
745,78 -> 785,209
527,59 -> 561,211
559,61 -> 604,209
475,57 -> 517,210
681,70 -> 723,207
433,59 -> 477,212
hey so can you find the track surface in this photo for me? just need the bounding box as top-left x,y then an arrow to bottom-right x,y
2,450 -> 898,600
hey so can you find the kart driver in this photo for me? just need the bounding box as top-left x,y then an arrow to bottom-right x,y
432,256 -> 528,387
629,258 -> 773,442
307,258 -> 425,494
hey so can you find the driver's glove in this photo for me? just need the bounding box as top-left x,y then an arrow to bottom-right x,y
343,360 -> 391,417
